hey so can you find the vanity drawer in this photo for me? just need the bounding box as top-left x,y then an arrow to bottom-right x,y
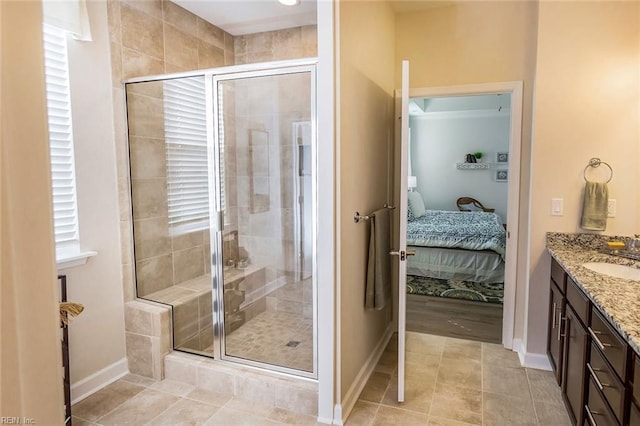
551,258 -> 567,292
589,308 -> 629,382
630,402 -> 640,426
585,377 -> 620,426
588,342 -> 625,423
567,276 -> 589,325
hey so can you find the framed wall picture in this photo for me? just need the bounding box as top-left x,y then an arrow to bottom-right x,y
496,152 -> 509,163
495,169 -> 508,182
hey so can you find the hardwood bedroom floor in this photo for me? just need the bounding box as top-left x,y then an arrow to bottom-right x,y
406,294 -> 503,344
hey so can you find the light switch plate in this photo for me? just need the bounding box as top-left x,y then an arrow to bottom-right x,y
608,199 -> 617,217
551,198 -> 563,216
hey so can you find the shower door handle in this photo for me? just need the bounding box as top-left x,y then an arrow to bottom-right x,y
390,250 -> 414,261
216,210 -> 224,231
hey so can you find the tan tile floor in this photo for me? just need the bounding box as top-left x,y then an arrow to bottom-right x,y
347,332 -> 571,426
71,374 -> 318,425
71,332 -> 570,425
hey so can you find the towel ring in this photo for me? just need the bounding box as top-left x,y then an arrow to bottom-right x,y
583,158 -> 613,183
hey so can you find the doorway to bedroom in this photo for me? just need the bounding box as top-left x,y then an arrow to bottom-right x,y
403,84 -> 521,345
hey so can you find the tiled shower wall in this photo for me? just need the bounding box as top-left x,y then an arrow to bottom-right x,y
108,0 -> 235,303
108,0 -> 317,376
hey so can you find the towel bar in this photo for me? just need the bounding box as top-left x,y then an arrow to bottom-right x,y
583,157 -> 613,183
354,204 -> 395,223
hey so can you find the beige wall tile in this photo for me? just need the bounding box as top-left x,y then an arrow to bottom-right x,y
126,92 -> 165,139
118,177 -> 132,221
245,32 -> 273,54
122,47 -> 164,80
131,178 -> 168,219
134,217 -> 171,260
121,4 -> 164,60
197,17 -> 225,49
120,220 -> 134,265
162,1 -> 197,36
224,32 -> 234,55
126,79 -> 164,99
122,262 -> 135,301
129,136 -> 167,179
126,332 -> 154,377
106,0 -> 122,44
149,379 -> 195,396
235,373 -> 277,405
125,302 -> 153,335
198,41 -> 225,69
110,42 -> 123,86
173,297 -> 199,345
275,382 -> 317,416
172,230 -> 204,251
301,25 -> 317,57
136,253 -> 173,296
165,24 -> 198,70
198,292 -> 212,329
121,0 -> 163,20
174,246 -> 205,283
164,355 -> 199,385
196,364 -> 235,395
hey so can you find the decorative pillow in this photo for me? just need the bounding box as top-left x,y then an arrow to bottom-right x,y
407,191 -> 426,219
459,202 -> 482,212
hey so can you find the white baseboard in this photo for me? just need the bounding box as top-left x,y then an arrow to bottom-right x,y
335,324 -> 393,425
512,339 -> 552,371
71,357 -> 129,404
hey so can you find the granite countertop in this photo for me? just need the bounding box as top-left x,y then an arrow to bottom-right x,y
547,232 -> 640,355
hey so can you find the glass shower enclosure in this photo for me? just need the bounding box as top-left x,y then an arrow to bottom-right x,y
125,60 -> 317,377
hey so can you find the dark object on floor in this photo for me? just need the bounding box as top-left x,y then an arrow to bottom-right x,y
286,341 -> 300,347
406,275 -> 503,304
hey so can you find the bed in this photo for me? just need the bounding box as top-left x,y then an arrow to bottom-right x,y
407,209 -> 506,284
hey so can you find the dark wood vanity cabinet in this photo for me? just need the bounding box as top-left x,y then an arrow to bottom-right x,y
547,257 -> 639,426
549,259 -> 567,384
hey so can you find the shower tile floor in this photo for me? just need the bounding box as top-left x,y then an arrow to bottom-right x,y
216,309 -> 313,372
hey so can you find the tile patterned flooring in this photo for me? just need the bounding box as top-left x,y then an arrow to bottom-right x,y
347,332 -> 571,426
225,310 -> 313,372
72,331 -> 570,425
71,374 -> 318,425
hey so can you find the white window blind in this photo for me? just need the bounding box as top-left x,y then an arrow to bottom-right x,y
164,77 -> 211,234
43,24 -> 80,251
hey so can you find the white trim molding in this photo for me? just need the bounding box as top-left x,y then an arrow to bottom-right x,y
334,325 -> 393,425
70,357 -> 129,404
513,339 -> 552,371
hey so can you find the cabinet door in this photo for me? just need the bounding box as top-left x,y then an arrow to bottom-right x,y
548,282 -> 565,384
563,305 -> 588,426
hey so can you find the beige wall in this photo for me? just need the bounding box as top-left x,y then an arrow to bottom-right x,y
394,1 -> 539,346
528,1 -> 640,355
339,0 -> 395,398
0,1 -> 64,422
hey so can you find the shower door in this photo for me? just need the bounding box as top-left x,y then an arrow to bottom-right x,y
211,65 -> 317,377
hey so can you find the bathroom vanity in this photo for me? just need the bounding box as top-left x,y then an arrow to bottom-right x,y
547,233 -> 640,426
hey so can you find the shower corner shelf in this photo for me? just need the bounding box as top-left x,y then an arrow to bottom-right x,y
456,162 -> 492,170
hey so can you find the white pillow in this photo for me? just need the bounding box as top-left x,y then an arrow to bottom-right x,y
407,191 -> 426,218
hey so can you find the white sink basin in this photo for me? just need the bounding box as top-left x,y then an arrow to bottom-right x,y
582,262 -> 640,281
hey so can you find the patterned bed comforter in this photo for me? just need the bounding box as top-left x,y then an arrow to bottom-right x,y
407,210 -> 506,259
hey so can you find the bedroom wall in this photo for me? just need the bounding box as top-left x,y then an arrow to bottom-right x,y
338,0 -> 395,410
527,1 -> 639,357
410,112 -> 510,222
395,1 -> 538,350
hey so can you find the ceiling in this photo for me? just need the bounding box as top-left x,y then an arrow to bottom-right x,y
171,0 -> 455,36
172,0 -> 317,36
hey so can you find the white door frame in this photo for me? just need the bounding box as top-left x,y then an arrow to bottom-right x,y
405,81 -> 523,349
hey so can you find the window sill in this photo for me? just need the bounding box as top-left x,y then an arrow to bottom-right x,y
57,250 -> 98,270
